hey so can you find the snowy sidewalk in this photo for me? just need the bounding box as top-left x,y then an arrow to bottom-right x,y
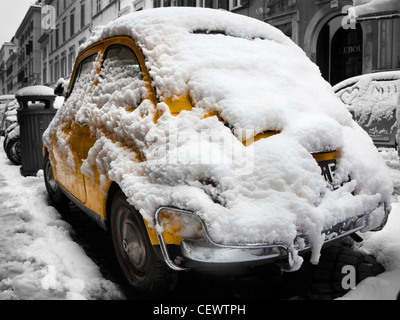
0,137 -> 124,300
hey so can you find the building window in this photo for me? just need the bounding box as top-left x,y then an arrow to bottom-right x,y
377,18 -> 400,70
54,59 -> 60,82
394,19 -> 400,69
231,0 -> 239,8
43,65 -> 47,84
50,61 -> 54,83
55,26 -> 59,48
176,0 -> 196,6
62,20 -> 66,43
81,4 -> 85,29
156,0 -> 197,6
68,49 -> 75,74
153,0 -> 233,6
200,0 -> 229,9
220,0 -> 229,9
70,12 -> 75,36
133,1 -> 144,11
61,55 -> 67,78
96,0 -> 102,13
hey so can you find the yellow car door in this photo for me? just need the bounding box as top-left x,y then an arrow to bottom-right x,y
76,37 -> 159,218
50,48 -> 100,204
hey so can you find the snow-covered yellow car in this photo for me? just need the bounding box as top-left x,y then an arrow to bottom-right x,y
43,8 -> 391,294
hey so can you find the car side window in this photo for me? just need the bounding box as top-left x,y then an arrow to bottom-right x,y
68,53 -> 98,98
94,44 -> 143,109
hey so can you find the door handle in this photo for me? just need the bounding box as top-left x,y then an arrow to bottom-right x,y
75,119 -> 87,126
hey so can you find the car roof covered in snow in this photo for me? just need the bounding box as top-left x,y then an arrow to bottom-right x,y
81,7 -> 295,51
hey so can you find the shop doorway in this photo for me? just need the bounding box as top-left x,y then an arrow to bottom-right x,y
316,15 -> 363,85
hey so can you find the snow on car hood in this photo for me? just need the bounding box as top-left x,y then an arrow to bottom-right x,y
46,8 -> 392,268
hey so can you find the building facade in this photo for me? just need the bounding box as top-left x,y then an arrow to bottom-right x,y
40,0 -> 93,87
40,0 -> 139,87
14,5 -> 42,90
356,6 -> 400,75
39,0 -> 246,87
92,0 -> 120,28
5,48 -> 19,95
2,0 -> 399,93
234,0 -> 400,85
0,1 -> 266,93
0,41 -> 18,95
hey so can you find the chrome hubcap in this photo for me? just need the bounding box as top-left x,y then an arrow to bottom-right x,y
121,213 -> 147,278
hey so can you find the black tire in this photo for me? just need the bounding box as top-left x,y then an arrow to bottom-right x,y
110,189 -> 177,295
43,154 -> 69,207
306,239 -> 385,298
3,135 -> 7,151
4,135 -> 21,165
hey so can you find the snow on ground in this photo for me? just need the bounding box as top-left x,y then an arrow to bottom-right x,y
0,134 -> 399,299
0,136 -> 124,300
340,148 -> 400,300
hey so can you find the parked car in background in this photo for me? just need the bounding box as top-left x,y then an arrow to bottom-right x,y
0,94 -> 15,136
0,94 -> 14,105
334,71 -> 400,153
1,99 -> 20,165
42,8 -> 391,295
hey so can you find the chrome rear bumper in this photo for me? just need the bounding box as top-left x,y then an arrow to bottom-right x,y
154,203 -> 390,272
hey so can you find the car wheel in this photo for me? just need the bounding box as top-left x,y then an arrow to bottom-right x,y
43,154 -> 69,206
3,135 -> 8,151
110,189 -> 177,295
4,136 -> 21,165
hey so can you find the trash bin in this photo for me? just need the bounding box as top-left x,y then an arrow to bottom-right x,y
16,86 -> 57,177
